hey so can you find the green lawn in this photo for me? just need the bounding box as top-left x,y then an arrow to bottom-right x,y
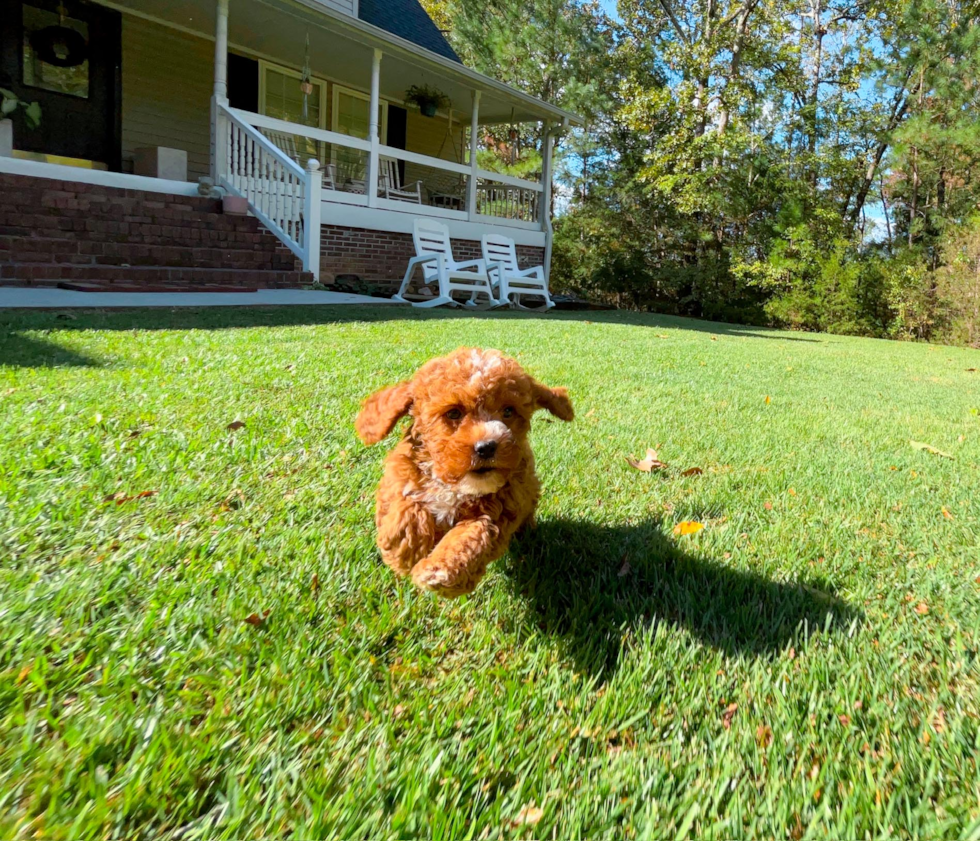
1,306 -> 979,839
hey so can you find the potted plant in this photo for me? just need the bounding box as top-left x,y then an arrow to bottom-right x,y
1,89 -> 41,157
405,84 -> 449,118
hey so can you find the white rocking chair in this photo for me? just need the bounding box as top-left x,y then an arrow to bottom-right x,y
393,219 -> 498,308
380,157 -> 423,203
262,129 -> 336,190
481,234 -> 555,311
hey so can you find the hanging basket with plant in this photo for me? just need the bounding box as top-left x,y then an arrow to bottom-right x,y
405,84 -> 449,118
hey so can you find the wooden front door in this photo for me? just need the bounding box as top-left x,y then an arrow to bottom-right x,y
0,0 -> 121,169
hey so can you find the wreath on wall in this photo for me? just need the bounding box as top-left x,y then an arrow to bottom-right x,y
30,1 -> 88,69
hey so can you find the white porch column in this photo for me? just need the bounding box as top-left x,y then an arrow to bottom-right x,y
366,48 -> 382,208
541,122 -> 555,284
466,90 -> 481,221
210,0 -> 230,180
303,159 -> 322,281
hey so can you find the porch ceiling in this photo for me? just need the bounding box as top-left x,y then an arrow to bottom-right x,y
100,0 -> 581,126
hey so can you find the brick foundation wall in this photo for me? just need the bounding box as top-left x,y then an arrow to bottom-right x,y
320,225 -> 545,293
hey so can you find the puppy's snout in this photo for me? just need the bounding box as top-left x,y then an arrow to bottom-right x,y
474,439 -> 498,459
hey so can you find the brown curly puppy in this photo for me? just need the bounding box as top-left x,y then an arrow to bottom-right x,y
355,347 -> 574,597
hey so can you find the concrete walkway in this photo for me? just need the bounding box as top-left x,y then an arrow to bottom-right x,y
0,288 -> 400,309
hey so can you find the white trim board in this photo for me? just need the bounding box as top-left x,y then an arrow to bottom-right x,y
320,202 -> 546,247
0,156 -> 202,196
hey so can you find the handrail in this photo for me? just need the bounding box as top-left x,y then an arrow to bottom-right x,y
230,108 -> 543,192
229,107 -> 373,153
216,101 -> 321,279
376,143 -> 471,178
221,105 -> 305,179
475,169 -> 544,192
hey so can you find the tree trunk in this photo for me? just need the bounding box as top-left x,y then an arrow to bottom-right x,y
806,0 -> 824,187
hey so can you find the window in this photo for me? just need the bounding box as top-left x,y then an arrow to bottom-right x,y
332,85 -> 387,182
258,61 -> 327,166
260,63 -> 325,128
332,85 -> 387,142
22,4 -> 90,99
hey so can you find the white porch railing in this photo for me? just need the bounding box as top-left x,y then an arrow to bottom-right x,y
215,102 -> 321,278
225,107 -> 545,231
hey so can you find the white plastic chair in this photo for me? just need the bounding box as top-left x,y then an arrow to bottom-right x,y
392,219 -> 498,308
481,234 -> 555,311
380,157 -> 423,203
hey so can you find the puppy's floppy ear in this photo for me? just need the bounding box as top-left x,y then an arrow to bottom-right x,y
531,380 -> 574,421
355,380 -> 414,445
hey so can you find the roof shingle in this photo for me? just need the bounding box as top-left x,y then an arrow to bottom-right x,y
358,0 -> 462,64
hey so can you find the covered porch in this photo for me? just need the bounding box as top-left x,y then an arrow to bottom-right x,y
1,0 -> 578,289
202,0 -> 574,283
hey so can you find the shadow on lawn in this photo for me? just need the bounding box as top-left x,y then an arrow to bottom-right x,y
505,518 -> 859,677
0,304 -> 827,342
0,331 -> 102,368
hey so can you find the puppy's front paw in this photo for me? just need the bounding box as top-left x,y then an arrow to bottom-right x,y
411,558 -> 479,598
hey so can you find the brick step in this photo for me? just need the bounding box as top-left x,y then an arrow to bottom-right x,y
58,282 -> 259,293
0,236 -> 299,270
1,263 -> 313,288
0,216 -> 281,243
1,202 -> 264,227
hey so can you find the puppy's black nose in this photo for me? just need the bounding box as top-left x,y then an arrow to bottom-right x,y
474,440 -> 497,459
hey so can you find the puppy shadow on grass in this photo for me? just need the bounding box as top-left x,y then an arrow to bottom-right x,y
504,518 -> 861,677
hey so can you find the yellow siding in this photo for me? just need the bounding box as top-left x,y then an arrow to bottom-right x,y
405,108 -> 464,163
121,16 -> 212,181
403,107 -> 466,191
118,14 -> 465,188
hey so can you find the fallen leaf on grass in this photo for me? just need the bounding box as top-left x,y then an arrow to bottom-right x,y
511,805 -> 544,827
765,395 -> 771,405
244,610 -> 271,627
722,702 -> 738,729
226,420 -> 246,431
910,440 -> 953,459
711,336 -> 718,341
941,507 -> 954,520
673,521 -> 705,536
914,602 -> 929,615
839,715 -> 851,726
104,490 -> 157,505
966,368 -> 977,373
311,573 -> 320,593
627,448 -> 668,472
680,467 -> 703,477
618,558 -> 632,578
220,489 -> 245,511
756,725 -> 773,748
764,501 -> 773,510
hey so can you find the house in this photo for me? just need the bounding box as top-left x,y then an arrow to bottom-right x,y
0,0 -> 580,293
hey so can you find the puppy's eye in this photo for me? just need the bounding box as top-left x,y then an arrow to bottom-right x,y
502,406 -> 515,419
445,408 -> 463,421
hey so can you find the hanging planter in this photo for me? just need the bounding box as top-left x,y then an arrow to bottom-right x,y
299,33 -> 313,119
405,84 -> 449,118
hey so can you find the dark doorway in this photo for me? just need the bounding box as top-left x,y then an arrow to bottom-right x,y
0,0 -> 121,169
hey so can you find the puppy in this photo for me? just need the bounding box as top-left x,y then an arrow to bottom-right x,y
355,348 -> 574,597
